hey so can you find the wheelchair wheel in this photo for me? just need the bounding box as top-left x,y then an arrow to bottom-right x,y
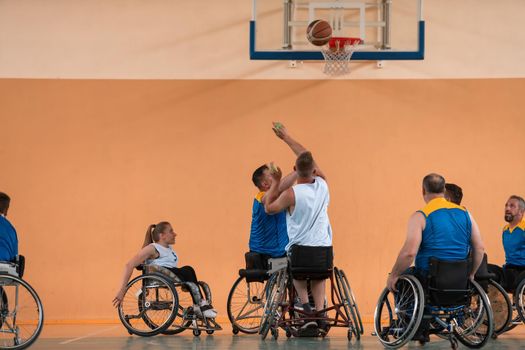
227,276 -> 266,334
0,275 -> 44,350
373,275 -> 425,349
485,280 -> 512,335
118,274 -> 178,337
453,280 -> 494,348
161,283 -> 194,335
259,270 -> 288,340
334,267 -> 363,340
514,278 -> 525,325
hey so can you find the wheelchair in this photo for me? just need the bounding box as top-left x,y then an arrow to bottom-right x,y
258,246 -> 363,341
227,252 -> 287,334
0,255 -> 44,350
117,264 -> 222,337
374,258 -> 494,349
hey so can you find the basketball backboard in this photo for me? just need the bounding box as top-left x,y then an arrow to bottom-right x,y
250,0 -> 424,61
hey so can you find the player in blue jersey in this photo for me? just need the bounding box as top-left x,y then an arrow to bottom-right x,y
0,192 -> 18,263
386,174 -> 485,342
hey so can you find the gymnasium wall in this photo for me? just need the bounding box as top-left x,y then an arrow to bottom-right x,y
1,78 -> 524,322
0,0 -> 524,324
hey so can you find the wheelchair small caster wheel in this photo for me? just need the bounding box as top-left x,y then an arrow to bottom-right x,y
206,330 -> 214,335
347,330 -> 352,341
286,330 -> 292,338
232,327 -> 239,335
127,331 -> 133,335
271,328 -> 279,340
450,337 -> 458,350
491,333 -> 498,340
193,329 -> 201,337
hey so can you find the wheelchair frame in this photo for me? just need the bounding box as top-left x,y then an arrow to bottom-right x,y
117,264 -> 221,337
0,256 -> 44,350
259,264 -> 363,341
374,274 -> 494,349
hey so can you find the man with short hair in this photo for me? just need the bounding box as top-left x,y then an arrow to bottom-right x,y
386,174 -> 485,342
500,196 -> 525,286
264,123 -> 331,329
387,174 -> 484,290
249,164 -> 288,258
0,192 -> 18,262
445,183 -> 463,205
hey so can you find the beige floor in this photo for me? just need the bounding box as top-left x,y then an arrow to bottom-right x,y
28,322 -> 525,350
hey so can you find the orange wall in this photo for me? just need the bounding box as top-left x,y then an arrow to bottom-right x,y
1,78 -> 524,323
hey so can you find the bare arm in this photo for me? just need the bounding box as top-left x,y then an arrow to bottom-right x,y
386,212 -> 425,291
272,122 -> 327,181
263,166 -> 295,214
469,213 -> 485,280
112,245 -> 157,307
278,171 -> 298,193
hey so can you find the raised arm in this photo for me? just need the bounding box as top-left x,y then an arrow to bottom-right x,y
468,213 -> 485,280
263,165 -> 295,215
113,245 -> 157,307
386,212 -> 425,292
272,122 -> 327,181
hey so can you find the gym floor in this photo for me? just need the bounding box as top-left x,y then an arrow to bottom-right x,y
31,323 -> 525,349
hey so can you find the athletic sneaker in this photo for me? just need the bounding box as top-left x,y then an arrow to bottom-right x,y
194,305 -> 217,319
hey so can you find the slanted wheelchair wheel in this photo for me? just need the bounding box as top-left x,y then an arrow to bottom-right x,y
161,284 -> 194,335
373,275 -> 425,349
227,276 -> 267,334
485,280 -> 512,335
259,271 -> 287,340
452,280 -> 494,348
0,274 -> 44,350
334,267 -> 363,340
514,278 -> 525,325
118,274 -> 178,337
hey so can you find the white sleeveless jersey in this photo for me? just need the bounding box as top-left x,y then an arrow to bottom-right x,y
285,176 -> 332,251
148,243 -> 178,268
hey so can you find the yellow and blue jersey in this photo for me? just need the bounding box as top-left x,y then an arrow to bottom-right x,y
249,192 -> 288,258
0,216 -> 18,262
502,220 -> 525,266
415,198 -> 472,272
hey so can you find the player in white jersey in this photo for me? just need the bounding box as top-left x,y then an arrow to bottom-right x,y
264,123 -> 333,328
113,221 -> 216,318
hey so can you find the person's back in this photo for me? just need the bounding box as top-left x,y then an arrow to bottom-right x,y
0,192 -> 18,262
286,176 -> 332,251
415,197 -> 471,272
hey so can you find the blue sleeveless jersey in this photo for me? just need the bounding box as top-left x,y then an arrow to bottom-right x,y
249,192 -> 288,257
502,220 -> 525,266
0,216 -> 18,262
415,198 -> 472,272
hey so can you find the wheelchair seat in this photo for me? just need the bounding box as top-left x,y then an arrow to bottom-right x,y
427,257 -> 470,306
0,255 -> 25,278
289,245 -> 333,280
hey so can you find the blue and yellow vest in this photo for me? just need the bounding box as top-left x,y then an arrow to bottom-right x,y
249,192 -> 288,258
0,216 -> 18,262
502,219 -> 525,266
415,197 -> 472,272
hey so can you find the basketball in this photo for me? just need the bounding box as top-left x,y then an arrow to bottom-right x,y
306,19 -> 332,46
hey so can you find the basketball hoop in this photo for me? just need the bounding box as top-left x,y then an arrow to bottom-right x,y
322,37 -> 362,76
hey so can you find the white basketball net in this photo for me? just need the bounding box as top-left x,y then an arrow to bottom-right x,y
321,42 -> 358,76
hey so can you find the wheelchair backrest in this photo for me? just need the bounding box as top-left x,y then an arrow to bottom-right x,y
244,252 -> 269,271
428,257 -> 470,306
289,245 -> 333,280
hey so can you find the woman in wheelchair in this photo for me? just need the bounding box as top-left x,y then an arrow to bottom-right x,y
113,221 -> 217,319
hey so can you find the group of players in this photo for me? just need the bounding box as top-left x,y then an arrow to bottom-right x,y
2,122 -> 524,338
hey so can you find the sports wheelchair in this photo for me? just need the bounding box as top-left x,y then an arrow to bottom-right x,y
117,264 -> 221,337
227,252 -> 287,334
258,246 -> 363,341
0,256 -> 44,350
374,258 -> 494,349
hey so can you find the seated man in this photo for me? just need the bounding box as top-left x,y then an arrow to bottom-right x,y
488,196 -> 525,290
0,192 -> 18,263
264,123 -> 332,330
249,164 -> 288,260
386,174 -> 485,341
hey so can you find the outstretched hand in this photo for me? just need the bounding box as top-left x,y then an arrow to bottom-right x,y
112,290 -> 124,308
272,121 -> 288,139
